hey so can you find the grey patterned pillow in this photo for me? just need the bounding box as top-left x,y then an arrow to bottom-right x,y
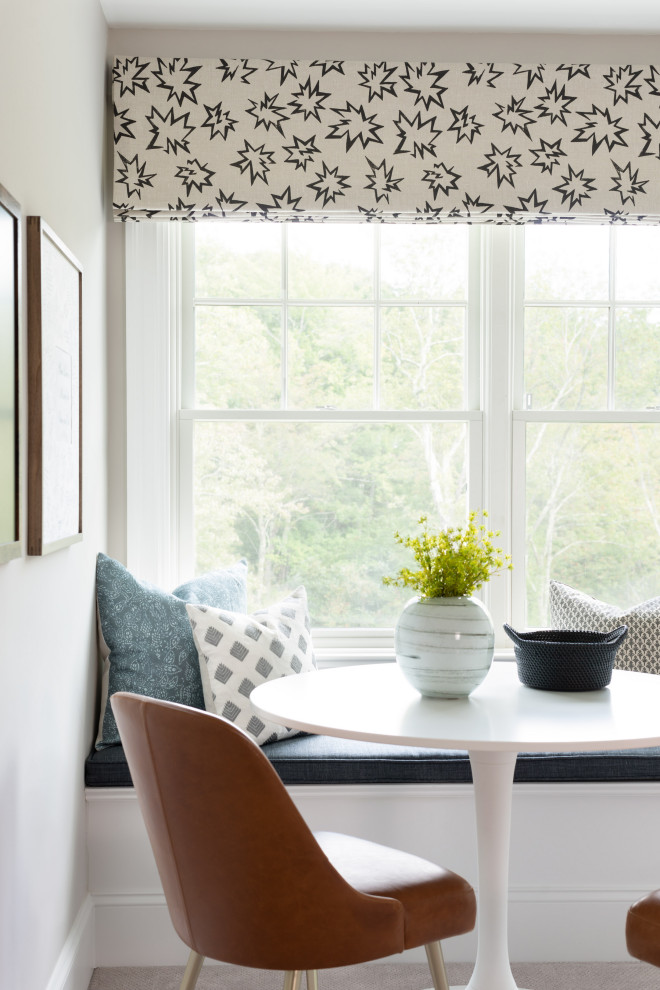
187,586 -> 316,746
96,554 -> 248,748
549,580 -> 660,675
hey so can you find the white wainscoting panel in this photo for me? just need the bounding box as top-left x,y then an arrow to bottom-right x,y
87,782 -> 660,966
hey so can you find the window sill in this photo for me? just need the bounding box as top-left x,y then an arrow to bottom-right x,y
314,649 -> 516,669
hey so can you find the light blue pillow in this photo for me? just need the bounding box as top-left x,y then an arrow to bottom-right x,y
95,553 -> 248,748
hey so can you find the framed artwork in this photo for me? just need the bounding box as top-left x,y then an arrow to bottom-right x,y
27,217 -> 82,555
0,185 -> 22,564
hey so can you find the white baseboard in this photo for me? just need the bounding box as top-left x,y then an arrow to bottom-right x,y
45,895 -> 94,990
87,781 -> 660,966
91,886 -> 641,967
91,891 -> 471,966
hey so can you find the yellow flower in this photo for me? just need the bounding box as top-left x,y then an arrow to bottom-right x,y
383,511 -> 512,599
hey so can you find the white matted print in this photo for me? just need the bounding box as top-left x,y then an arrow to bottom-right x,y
27,218 -> 82,554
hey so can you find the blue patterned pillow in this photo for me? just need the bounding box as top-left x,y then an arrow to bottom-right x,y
95,553 -> 248,748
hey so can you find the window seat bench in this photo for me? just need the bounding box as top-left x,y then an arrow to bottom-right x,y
85,733 -> 660,788
85,732 -> 660,965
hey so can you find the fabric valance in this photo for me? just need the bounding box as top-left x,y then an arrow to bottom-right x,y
112,58 -> 660,223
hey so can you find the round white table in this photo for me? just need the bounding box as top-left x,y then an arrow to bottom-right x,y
251,661 -> 660,990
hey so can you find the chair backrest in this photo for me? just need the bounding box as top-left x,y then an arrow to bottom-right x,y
111,693 -> 404,969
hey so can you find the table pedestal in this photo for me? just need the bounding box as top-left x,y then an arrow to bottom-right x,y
458,749 -> 528,990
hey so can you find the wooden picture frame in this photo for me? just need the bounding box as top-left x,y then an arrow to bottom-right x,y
0,185 -> 22,564
27,217 -> 82,555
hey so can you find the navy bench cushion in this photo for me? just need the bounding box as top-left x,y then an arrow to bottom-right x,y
84,734 -> 660,788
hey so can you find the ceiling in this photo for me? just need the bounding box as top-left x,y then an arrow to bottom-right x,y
99,0 -> 660,33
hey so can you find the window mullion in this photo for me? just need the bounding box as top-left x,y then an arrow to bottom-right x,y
180,225 -> 195,410
178,225 -> 196,579
608,226 -> 616,411
466,227 -> 481,412
481,225 -> 517,644
510,227 -> 526,631
281,224 -> 288,409
510,417 -> 527,630
177,418 -> 195,580
374,226 -> 381,410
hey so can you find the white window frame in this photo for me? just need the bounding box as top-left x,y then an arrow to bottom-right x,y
125,222 -> 527,656
509,225 -> 660,631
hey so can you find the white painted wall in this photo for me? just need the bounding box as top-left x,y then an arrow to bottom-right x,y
0,2 -> 107,990
100,31 -> 660,968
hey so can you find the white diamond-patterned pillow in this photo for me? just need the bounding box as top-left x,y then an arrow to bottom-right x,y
186,586 -> 316,745
549,581 -> 660,675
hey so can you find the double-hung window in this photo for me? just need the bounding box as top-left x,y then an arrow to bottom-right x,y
125,221 -> 660,657
178,222 -> 481,654
514,224 -> 660,630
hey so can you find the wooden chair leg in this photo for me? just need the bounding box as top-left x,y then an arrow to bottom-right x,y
425,941 -> 450,990
283,972 -> 303,990
306,971 -> 319,990
180,950 -> 205,990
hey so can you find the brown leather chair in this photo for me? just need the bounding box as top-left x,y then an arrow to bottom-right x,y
111,692 -> 476,990
627,889 -> 660,968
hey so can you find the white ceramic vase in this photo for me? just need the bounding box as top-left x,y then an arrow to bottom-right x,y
395,595 -> 495,698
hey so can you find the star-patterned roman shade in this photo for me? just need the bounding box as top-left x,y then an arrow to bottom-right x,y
112,58 -> 660,223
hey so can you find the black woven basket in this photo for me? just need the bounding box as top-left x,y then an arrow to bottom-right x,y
503,624 -> 628,692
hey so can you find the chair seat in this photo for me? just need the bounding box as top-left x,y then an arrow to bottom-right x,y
315,831 -> 476,949
626,888 -> 660,967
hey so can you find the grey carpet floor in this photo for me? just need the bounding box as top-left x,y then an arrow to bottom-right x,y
88,961 -> 659,990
